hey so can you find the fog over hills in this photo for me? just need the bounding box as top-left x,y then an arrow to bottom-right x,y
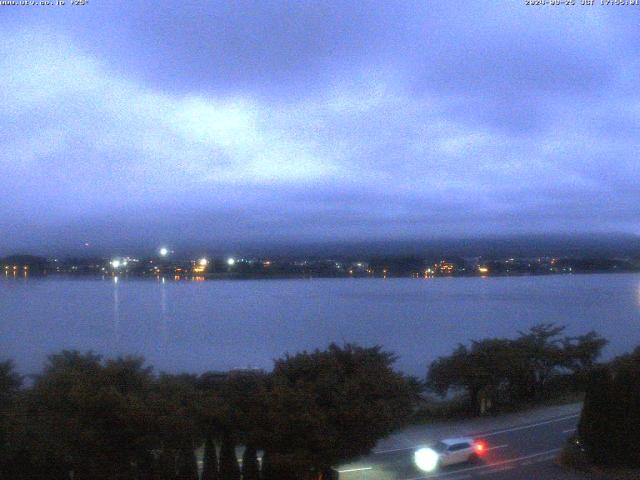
3,234 -> 639,261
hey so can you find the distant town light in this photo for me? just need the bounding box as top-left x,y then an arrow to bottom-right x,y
227,257 -> 235,266
159,247 -> 169,257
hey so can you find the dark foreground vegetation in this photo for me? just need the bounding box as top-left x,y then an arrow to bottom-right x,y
426,324 -> 607,416
0,345 -> 418,480
564,346 -> 640,471
427,324 -> 640,472
1,325 -> 638,479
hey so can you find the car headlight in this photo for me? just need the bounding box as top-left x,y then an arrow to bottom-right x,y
414,447 -> 439,472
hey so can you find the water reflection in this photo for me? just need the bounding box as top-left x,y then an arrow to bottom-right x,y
2,274 -> 638,376
160,277 -> 168,348
113,276 -> 120,352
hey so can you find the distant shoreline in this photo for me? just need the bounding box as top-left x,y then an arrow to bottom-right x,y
3,268 -> 640,282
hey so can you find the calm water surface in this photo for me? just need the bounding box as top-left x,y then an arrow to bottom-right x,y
1,274 -> 639,376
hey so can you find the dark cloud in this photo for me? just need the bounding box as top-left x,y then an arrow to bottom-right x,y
1,2 -> 639,254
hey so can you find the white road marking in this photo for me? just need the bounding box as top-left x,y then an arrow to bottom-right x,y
374,446 -> 419,454
477,465 -> 514,475
373,413 -> 578,455
403,447 -> 562,480
487,444 -> 508,451
337,467 -> 373,473
473,414 -> 579,438
531,454 -> 558,464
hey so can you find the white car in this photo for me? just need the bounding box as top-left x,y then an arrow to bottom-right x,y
414,437 -> 486,472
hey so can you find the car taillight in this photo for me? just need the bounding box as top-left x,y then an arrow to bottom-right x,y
474,441 -> 487,455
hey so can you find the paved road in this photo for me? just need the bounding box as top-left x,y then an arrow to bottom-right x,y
337,405 -> 583,480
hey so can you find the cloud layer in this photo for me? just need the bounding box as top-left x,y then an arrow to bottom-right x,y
1,2 -> 639,253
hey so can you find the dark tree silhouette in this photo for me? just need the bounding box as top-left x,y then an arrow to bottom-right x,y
241,444 -> 260,480
578,352 -> 640,468
578,367 -> 615,466
265,343 -> 417,479
176,444 -> 198,480
201,435 -> 219,480
218,434 -> 240,480
428,324 -> 608,414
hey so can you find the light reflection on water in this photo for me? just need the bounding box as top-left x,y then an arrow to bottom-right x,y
113,276 -> 120,352
160,277 -> 168,353
1,273 -> 639,376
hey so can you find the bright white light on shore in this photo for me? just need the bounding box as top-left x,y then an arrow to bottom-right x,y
227,258 -> 235,266
414,447 -> 438,472
199,258 -> 208,266
159,248 -> 169,257
111,260 -> 121,268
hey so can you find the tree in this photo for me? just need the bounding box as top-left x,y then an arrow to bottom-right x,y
0,360 -> 23,480
201,435 -> 219,480
427,324 -> 607,414
578,350 -> 640,468
260,450 -> 274,480
218,433 -> 240,480
0,359 -> 21,405
197,370 -> 270,480
176,444 -> 199,480
610,348 -> 640,467
514,323 -> 566,400
195,373 -> 225,480
264,344 -> 418,479
560,331 -> 608,390
561,331 -> 608,374
10,351 -> 160,480
611,363 -> 640,467
241,444 -> 260,480
578,367 -> 616,466
151,373 -> 201,479
427,339 -> 523,414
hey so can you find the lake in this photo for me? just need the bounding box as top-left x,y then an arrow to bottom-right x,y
1,273 -> 639,377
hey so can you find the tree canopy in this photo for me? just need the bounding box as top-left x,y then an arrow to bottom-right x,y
427,324 -> 607,414
264,343 -> 419,478
579,349 -> 640,467
1,344 -> 419,480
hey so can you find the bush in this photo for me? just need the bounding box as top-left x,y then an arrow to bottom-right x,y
579,354 -> 640,468
558,436 -> 590,471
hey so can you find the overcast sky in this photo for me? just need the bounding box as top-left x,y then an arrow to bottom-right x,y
1,1 -> 639,254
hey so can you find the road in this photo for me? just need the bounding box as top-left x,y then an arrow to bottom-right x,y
336,404 -> 585,480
